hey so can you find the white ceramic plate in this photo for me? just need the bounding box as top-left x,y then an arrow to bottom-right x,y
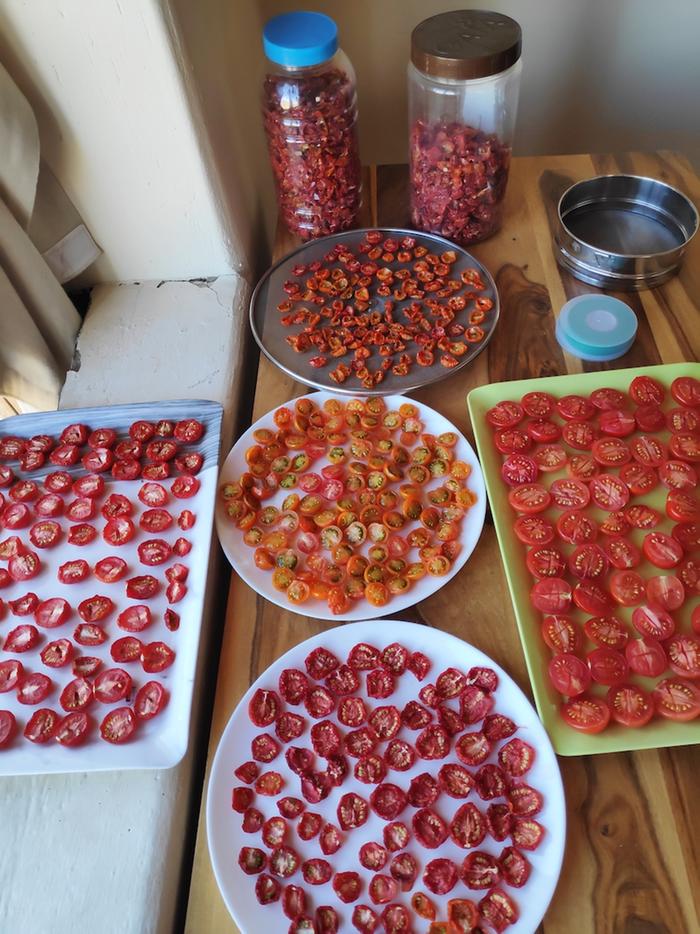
215,391 -> 486,620
0,400 -> 222,775
207,620 -> 566,933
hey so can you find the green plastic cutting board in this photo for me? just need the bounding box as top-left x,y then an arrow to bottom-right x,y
468,362 -> 700,756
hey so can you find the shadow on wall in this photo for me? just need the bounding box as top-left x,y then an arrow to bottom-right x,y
165,0 -> 276,280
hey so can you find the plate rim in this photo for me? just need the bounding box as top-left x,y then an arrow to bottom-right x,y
215,389 -> 486,621
206,619 -> 567,934
249,226 -> 500,397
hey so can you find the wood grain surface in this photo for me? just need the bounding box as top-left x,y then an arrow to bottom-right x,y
185,153 -> 700,934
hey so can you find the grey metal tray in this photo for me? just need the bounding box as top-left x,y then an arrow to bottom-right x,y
249,227 -> 499,396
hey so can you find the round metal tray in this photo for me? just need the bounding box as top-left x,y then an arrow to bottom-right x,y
555,174 -> 698,290
249,227 -> 499,396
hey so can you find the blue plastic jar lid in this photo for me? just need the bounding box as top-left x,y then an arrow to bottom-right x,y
263,12 -> 338,67
556,294 -> 638,361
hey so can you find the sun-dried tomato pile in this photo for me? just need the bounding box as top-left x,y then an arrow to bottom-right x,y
275,231 -> 494,390
263,68 -> 362,240
232,640 -> 546,932
220,397 -> 478,615
410,121 -> 511,246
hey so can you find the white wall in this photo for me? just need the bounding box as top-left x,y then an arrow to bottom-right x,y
257,0 -> 700,170
0,0 -> 241,282
0,0 -> 697,285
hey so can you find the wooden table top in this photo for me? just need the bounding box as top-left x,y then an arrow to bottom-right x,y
185,151 -> 700,934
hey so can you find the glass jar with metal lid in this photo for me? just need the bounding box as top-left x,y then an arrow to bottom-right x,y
408,10 -> 522,245
262,11 -> 362,240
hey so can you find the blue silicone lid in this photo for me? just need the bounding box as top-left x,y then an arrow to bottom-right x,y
263,12 -> 338,67
556,294 -> 638,361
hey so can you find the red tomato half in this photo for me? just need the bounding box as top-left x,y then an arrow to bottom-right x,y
55,712 -> 91,746
17,673 -> 53,705
134,681 -> 168,720
0,710 -> 17,747
548,654 -> 590,696
35,597 -> 71,629
632,604 -> 676,640
625,638 -> 667,677
666,635 -> 700,680
642,532 -> 683,569
607,684 -> 654,727
530,578 -> 572,614
630,375 -> 665,405
560,695 -> 610,734
646,575 -> 685,611
103,517 -> 136,546
671,376 -> 700,407
587,647 -> 628,686
608,570 -> 645,607
93,668 -> 132,704
94,556 -> 128,583
652,678 -> 700,721
602,537 -> 641,570
100,706 -> 138,743
141,641 -> 176,673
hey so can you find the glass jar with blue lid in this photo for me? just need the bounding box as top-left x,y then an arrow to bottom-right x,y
262,12 -> 362,240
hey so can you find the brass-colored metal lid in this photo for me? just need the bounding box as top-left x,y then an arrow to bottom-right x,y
411,10 -> 521,80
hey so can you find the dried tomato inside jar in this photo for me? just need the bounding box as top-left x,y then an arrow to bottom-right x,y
262,12 -> 361,239
408,10 -> 522,245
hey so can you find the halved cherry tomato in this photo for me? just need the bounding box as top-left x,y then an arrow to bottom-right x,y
587,647 -> 628,686
548,654 -> 590,696
607,684 -> 654,727
141,641 -> 175,673
100,706 -> 138,743
93,668 -> 132,703
652,678 -> 700,721
625,638 -> 667,677
134,681 -> 168,720
560,695 -> 610,733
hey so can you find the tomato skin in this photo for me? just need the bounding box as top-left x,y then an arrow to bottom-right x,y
35,597 -> 72,629
646,575 -> 685,611
548,653 -> 591,696
630,375 -> 665,406
666,634 -> 700,679
642,532 -> 684,569
60,677 -> 93,711
141,641 -> 176,673
94,556 -> 128,583
632,604 -> 676,641
93,668 -> 133,703
608,570 -> 645,607
652,678 -> 700,721
584,616 -> 629,650
541,615 -> 582,654
0,710 -> 18,747
530,578 -> 572,614
514,515 -> 555,546
17,672 -> 53,705
24,708 -> 60,743
55,711 -> 91,746
134,681 -> 168,720
607,684 -> 654,727
560,695 -> 610,733
625,638 -> 667,677
100,706 -> 138,743
0,659 -> 24,693
587,647 -> 628,686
